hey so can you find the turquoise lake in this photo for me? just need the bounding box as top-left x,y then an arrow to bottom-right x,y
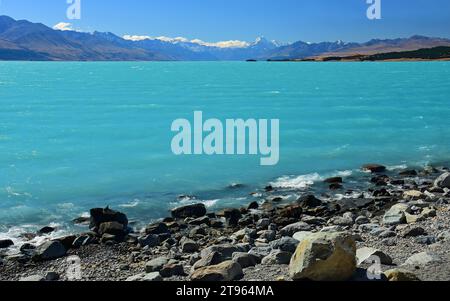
1,61 -> 450,240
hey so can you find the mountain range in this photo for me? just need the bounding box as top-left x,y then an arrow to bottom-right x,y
1,15 -> 450,61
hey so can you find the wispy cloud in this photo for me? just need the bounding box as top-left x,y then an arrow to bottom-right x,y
53,22 -> 74,31
122,35 -> 250,48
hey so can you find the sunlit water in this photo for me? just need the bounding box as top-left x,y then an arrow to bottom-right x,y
1,61 -> 449,242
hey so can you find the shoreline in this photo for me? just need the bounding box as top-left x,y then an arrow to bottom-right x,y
1,163 -> 450,281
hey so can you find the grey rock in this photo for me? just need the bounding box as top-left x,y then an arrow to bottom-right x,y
142,272 -> 163,281
34,241 -> 66,261
434,172 -> 450,189
355,216 -> 370,225
404,252 -> 441,266
160,263 -> 185,277
145,257 -> 169,273
402,227 -> 427,238
19,275 -> 45,282
171,203 -> 207,219
138,234 -> 160,248
379,230 -> 397,238
356,247 -> 393,265
200,244 -> 246,262
232,252 -> 260,268
415,236 -> 437,245
181,239 -> 199,253
256,218 -> 271,230
248,246 -> 273,260
270,237 -> 299,253
280,222 -> 312,237
383,204 -> 408,226
261,250 -> 292,265
45,271 -> 60,281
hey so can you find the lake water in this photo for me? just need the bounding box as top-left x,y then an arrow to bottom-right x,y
1,61 -> 450,241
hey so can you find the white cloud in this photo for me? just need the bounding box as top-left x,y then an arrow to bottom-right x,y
122,34 -> 250,48
53,22 -> 74,31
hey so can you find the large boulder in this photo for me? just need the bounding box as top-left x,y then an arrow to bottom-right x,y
33,241 -> 66,261
383,204 -> 408,226
145,222 -> 170,235
89,207 -> 128,231
289,232 -> 357,281
171,203 -> 207,219
190,260 -> 243,281
434,172 -> 450,189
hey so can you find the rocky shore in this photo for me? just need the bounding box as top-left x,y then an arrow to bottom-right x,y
1,164 -> 450,282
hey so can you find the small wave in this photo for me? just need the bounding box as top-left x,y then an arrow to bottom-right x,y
119,199 -> 140,208
387,164 -> 408,171
270,173 -> 322,189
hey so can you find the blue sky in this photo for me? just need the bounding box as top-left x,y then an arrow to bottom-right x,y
1,0 -> 450,43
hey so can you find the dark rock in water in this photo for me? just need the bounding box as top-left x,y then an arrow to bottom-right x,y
171,203 -> 207,219
20,243 -> 36,255
265,185 -> 274,192
371,175 -> 389,186
297,195 -> 323,208
329,183 -> 343,190
89,207 -> 128,231
33,241 -> 66,261
145,222 -> 170,235
38,226 -> 56,235
0,239 -> 14,249
324,177 -> 343,184
247,201 -> 259,210
217,208 -> 242,227
228,183 -> 245,189
399,170 -> 418,176
363,164 -> 387,173
54,235 -> 77,250
73,217 -> 90,225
